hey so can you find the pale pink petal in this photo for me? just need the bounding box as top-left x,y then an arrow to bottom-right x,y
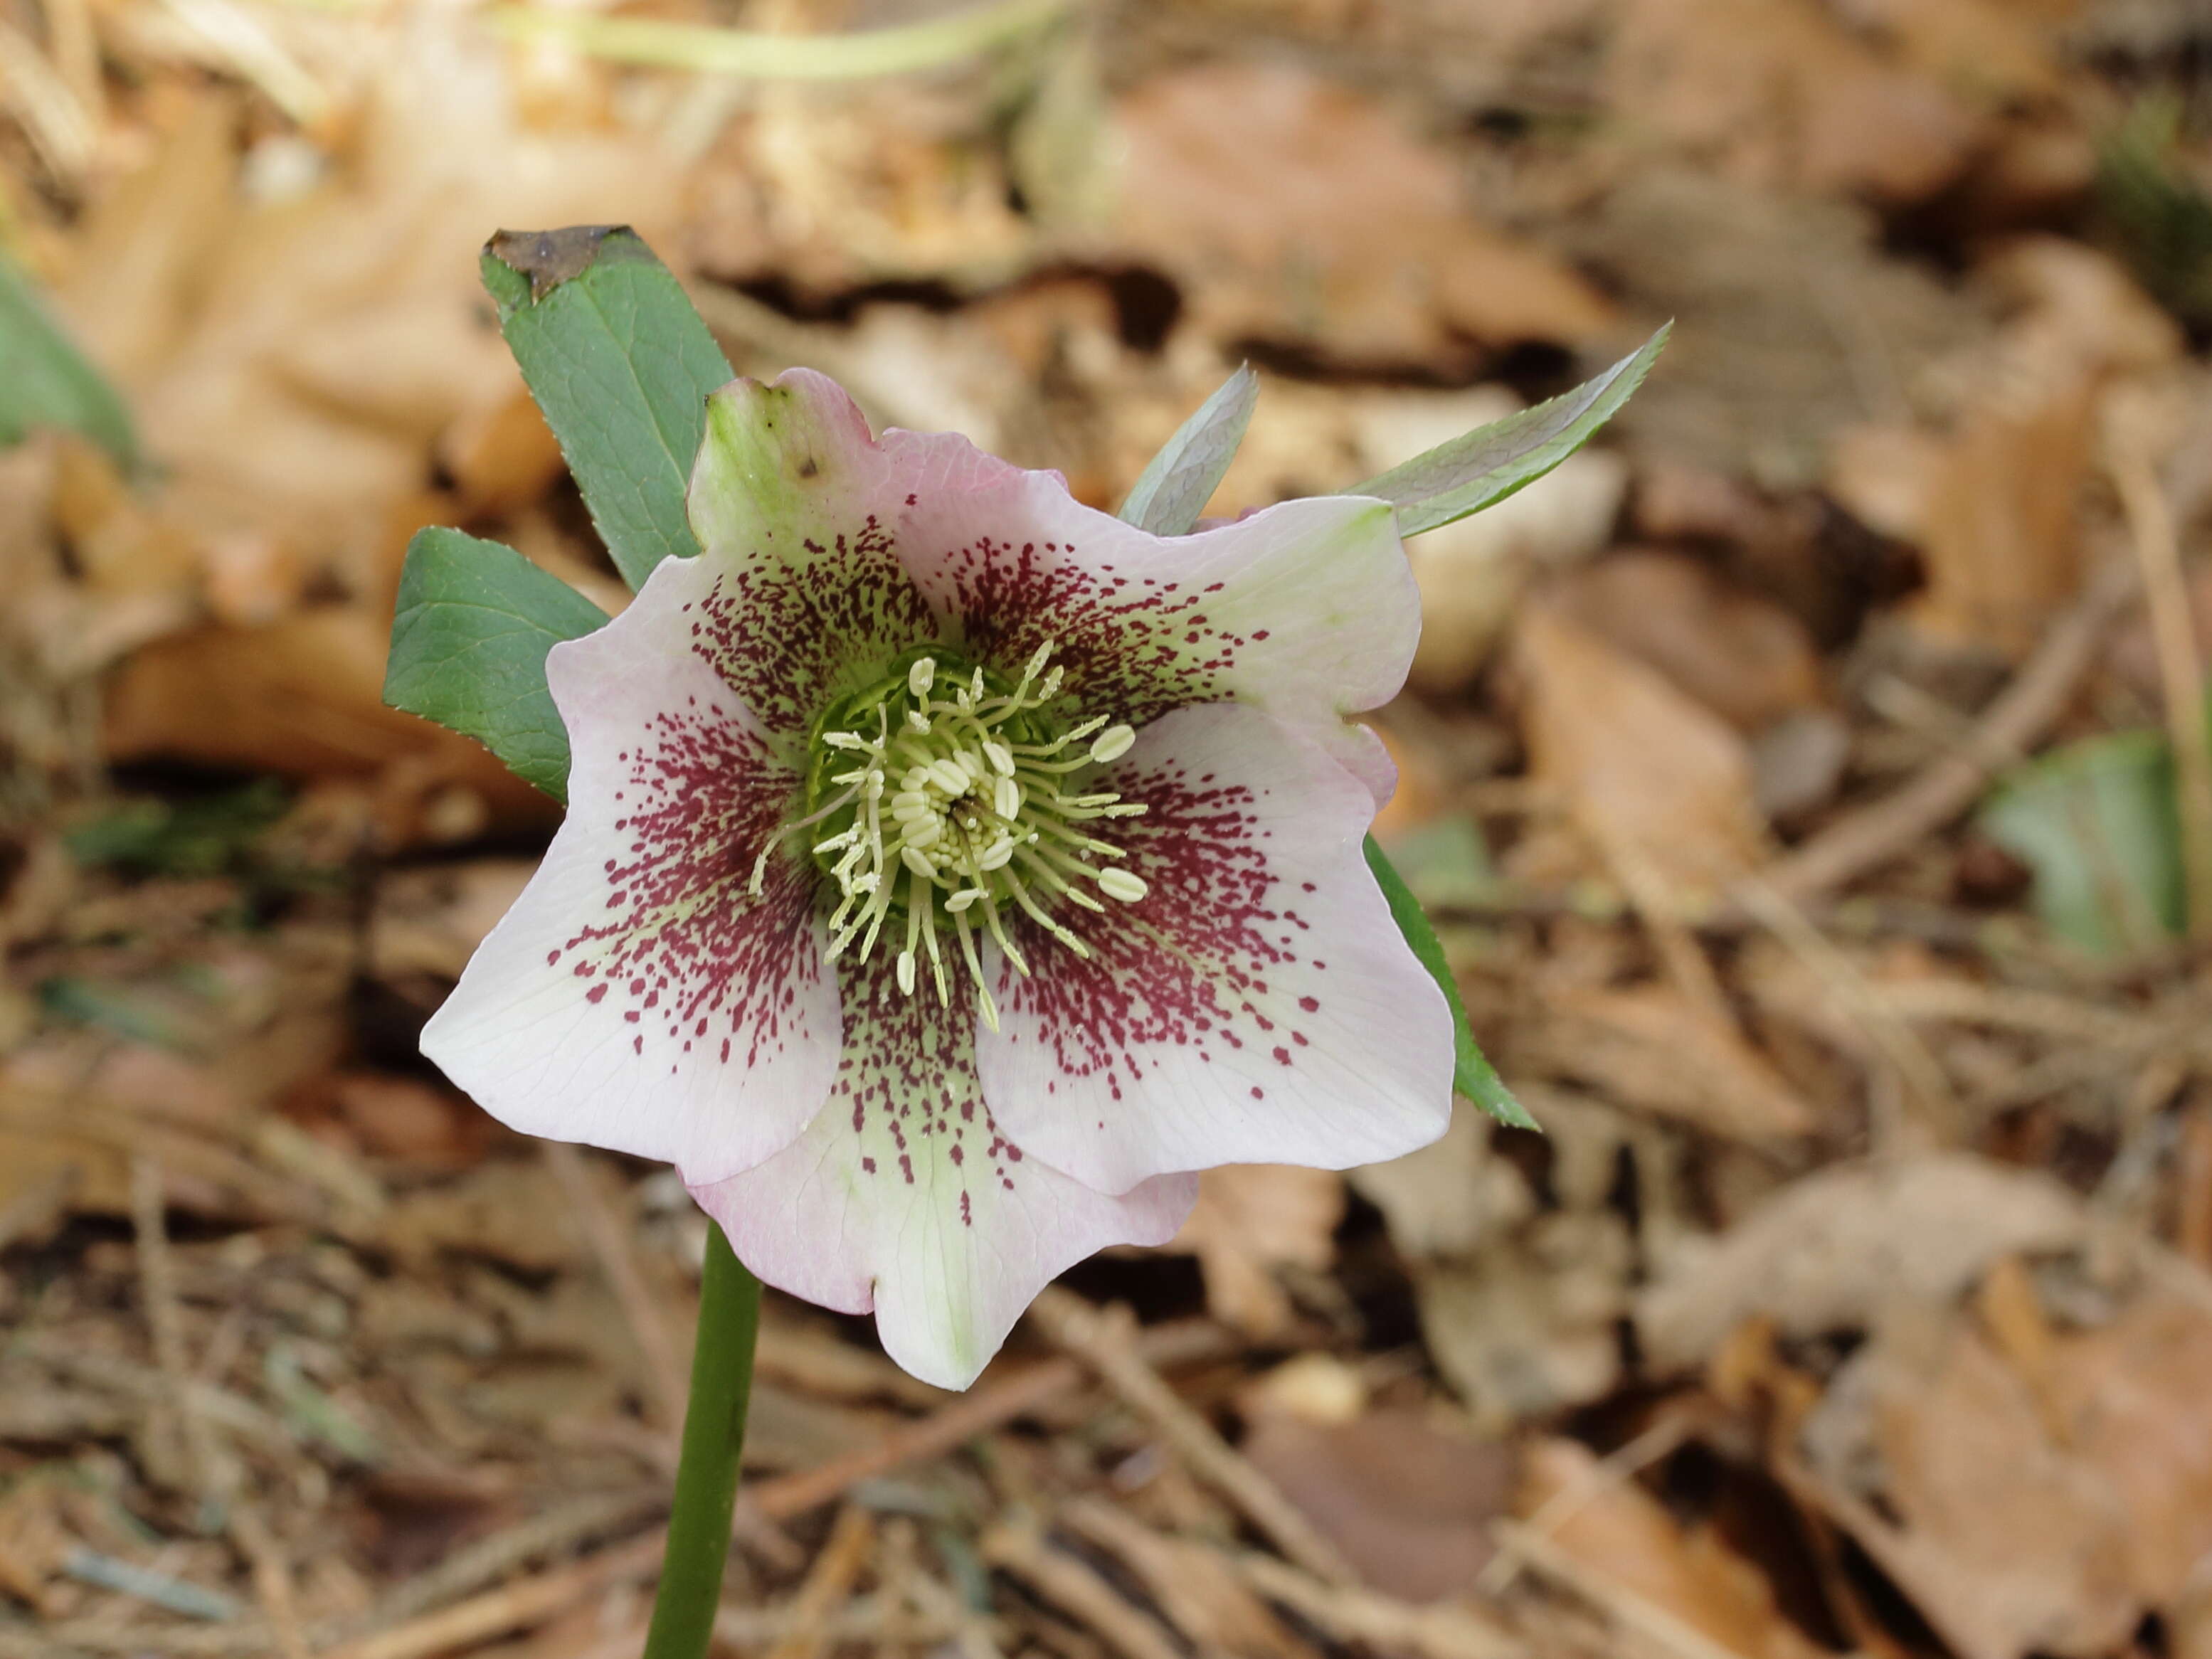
421,549 -> 840,1183
692,953 -> 1196,1391
684,370 -> 939,738
976,702 -> 1454,1194
685,375 -> 1418,803
869,425 -> 1415,802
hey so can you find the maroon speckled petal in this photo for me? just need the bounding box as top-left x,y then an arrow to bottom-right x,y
872,427 -> 1414,804
686,370 -> 1419,803
684,371 -> 940,736
976,702 -> 1454,1194
692,950 -> 1197,1391
421,550 -> 840,1184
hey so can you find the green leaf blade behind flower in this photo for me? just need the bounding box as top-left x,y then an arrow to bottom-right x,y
1978,728 -> 2184,958
1348,325 -> 1668,539
0,253 -> 136,466
383,527 -> 610,802
1364,834 -> 1537,1131
1118,363 -> 1260,536
480,226 -> 735,590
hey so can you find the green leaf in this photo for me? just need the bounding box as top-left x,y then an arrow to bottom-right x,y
481,226 -> 734,590
1364,833 -> 1537,1130
1348,325 -> 1668,539
1118,364 -> 1259,536
2097,92 -> 2212,328
1979,728 -> 2184,958
383,527 -> 609,802
65,780 -> 290,879
0,252 -> 135,466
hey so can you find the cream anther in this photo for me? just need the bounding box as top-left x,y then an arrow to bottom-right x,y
1097,868 -> 1148,903
1089,724 -> 1136,765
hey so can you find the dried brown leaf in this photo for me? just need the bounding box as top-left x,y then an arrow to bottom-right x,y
1518,1437 -> 1826,1659
2046,1290 -> 2212,1606
1516,605 -> 1769,904
1111,62 -> 1614,367
1607,0 -> 1981,204
1806,1320 -> 2138,1659
1163,1165 -> 1343,1338
1636,1155 -> 2083,1370
1419,1212 -> 1630,1430
1242,1410 -> 1514,1602
1533,984 -> 1818,1142
1548,551 -> 1826,733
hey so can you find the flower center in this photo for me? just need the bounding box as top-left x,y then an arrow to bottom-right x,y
772,642 -> 1146,1029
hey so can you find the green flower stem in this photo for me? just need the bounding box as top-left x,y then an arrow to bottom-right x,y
644,1221 -> 762,1659
485,0 -> 1067,80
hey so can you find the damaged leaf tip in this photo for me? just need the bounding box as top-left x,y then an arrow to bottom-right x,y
483,225 -> 637,307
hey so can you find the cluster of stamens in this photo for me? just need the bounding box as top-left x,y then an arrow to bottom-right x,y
760,642 -> 1148,1029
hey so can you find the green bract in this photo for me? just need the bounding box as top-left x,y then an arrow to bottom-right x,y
480,226 -> 734,588
0,252 -> 136,467
1350,324 -> 1670,538
382,528 -> 610,802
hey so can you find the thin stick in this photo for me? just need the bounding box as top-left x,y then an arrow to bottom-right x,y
743,1357 -> 1077,1520
1476,1416 -> 1690,1596
131,1159 -> 226,1507
359,1490 -> 667,1631
1597,827 -> 1738,1032
979,1522 -> 1186,1659
225,1510 -> 308,1659
0,17 -> 94,179
763,1505 -> 875,1659
1230,1551 -> 1520,1659
326,1320 -> 1229,1659
1759,556 -> 2139,903
40,0 -> 103,124
324,1534 -> 668,1659
2113,448 -> 2212,940
741,1320 -> 1229,1522
1493,1521 -> 1755,1659
6,1336 -> 295,1453
1029,1290 -> 1360,1587
1735,876 -> 1961,1147
2180,1101 -> 2212,1265
723,1596 -> 970,1646
544,1144 -> 688,1436
132,1159 -> 308,1659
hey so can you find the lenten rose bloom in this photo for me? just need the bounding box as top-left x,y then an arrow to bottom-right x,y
421,369 -> 1454,1388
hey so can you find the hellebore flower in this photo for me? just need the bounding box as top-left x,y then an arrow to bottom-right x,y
422,370 -> 1454,1388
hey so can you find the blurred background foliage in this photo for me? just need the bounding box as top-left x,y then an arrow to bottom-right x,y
10,3 -> 2212,1658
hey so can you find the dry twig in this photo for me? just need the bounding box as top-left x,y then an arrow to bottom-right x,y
1735,876 -> 1962,1145
1477,1416 -> 1691,1597
763,1505 -> 875,1659
1493,1520 -> 1752,1659
1759,556 -> 2140,903
2112,445 -> 2212,939
544,1145 -> 687,1437
1029,1290 -> 1360,1586
133,1159 -> 307,1659
741,1318 -> 1227,1523
1229,1550 -> 1522,1659
320,1530 -> 667,1659
979,1520 -> 1185,1659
